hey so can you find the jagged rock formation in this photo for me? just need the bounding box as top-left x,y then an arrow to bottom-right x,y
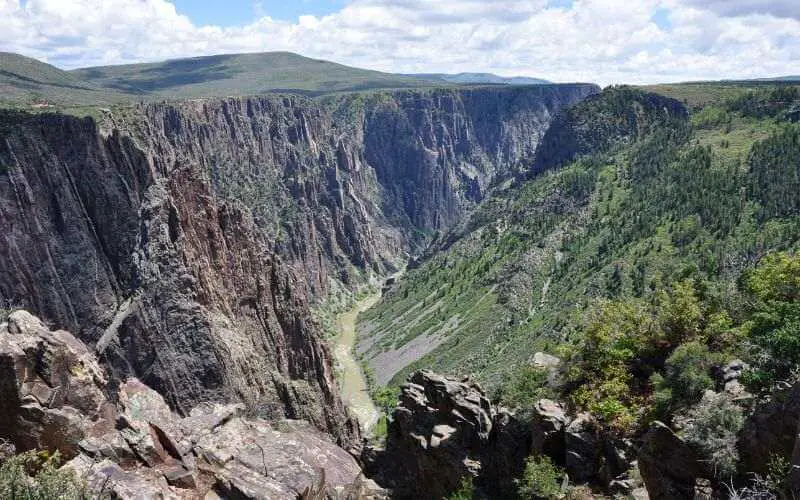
117,85 -> 597,292
364,370 -> 530,499
0,84 -> 595,442
0,310 -> 380,499
363,371 -> 647,499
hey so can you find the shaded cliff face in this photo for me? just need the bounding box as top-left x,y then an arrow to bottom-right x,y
117,84 -> 597,293
0,84 -> 595,447
0,111 -> 359,447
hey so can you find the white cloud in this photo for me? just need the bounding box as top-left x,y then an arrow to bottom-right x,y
0,0 -> 799,85
678,0 -> 800,21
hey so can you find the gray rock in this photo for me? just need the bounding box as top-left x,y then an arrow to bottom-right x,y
739,382 -> 800,476
638,421 -> 705,500
163,465 -> 197,490
531,399 -> 568,460
2,313 -> 371,499
721,359 -> 750,396
531,352 -> 562,369
564,413 -> 600,483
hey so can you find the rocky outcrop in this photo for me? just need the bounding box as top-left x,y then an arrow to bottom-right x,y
0,311 -> 379,499
0,310 -> 116,459
364,371 -> 645,499
530,399 -> 568,460
739,382 -> 800,479
529,402 -> 636,491
365,370 -> 530,499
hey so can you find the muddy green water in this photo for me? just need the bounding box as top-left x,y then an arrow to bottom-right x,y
332,293 -> 381,434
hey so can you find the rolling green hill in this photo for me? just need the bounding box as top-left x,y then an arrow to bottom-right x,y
0,51 -> 443,108
0,52 -> 129,106
71,52 -> 439,99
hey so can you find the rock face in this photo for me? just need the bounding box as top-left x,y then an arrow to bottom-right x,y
121,85 -> 597,291
739,382 -> 800,478
0,85 -> 595,439
532,88 -> 688,175
638,421 -> 707,500
0,311 -> 376,499
366,370 -> 530,499
0,111 -> 357,446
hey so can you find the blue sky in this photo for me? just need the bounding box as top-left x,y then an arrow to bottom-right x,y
171,0 -> 346,25
2,0 -> 800,84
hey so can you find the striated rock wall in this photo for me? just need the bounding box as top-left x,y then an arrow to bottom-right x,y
117,84 -> 597,293
0,111 -> 358,447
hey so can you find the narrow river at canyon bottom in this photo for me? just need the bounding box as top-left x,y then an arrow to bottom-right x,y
332,292 -> 382,435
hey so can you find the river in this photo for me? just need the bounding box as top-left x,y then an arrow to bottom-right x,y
332,292 -> 382,435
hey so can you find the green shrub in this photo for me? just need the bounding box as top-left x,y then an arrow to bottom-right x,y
682,392 -> 744,480
658,342 -> 716,406
495,366 -> 555,411
516,455 -> 563,499
568,299 -> 653,430
657,279 -> 705,345
742,252 -> 800,388
0,450 -> 86,499
446,476 -> 475,500
371,386 -> 398,415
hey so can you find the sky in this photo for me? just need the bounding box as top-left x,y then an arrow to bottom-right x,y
1,0 -> 799,85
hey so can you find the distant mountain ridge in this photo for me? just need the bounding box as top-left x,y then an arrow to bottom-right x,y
71,52 -> 440,99
0,51 -> 443,107
0,51 -> 562,108
752,75 -> 800,82
409,72 -> 550,85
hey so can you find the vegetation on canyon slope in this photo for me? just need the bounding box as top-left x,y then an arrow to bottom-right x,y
359,84 -> 800,491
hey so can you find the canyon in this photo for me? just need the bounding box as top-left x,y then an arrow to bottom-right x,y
0,83 -> 596,496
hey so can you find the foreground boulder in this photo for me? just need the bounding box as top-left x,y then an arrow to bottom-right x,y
0,311 -> 381,499
0,310 -> 116,459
